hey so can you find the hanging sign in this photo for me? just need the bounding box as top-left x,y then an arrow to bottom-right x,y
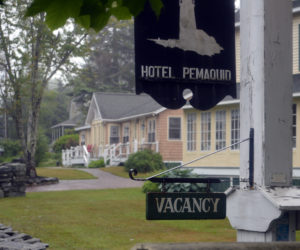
146,192 -> 226,220
135,0 -> 236,110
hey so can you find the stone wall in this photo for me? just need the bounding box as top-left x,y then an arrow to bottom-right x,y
0,162 -> 27,198
0,224 -> 48,249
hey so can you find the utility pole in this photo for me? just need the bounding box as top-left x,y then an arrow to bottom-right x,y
227,0 -> 300,241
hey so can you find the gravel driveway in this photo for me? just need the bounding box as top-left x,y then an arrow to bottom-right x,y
26,169 -> 143,192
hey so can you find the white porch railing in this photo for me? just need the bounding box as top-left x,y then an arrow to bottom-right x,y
62,140 -> 159,167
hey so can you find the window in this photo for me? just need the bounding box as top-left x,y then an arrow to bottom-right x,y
148,120 -> 156,142
169,117 -> 181,140
123,125 -> 130,143
293,104 -> 297,148
231,109 -> 240,150
215,110 -> 226,150
110,126 -> 119,144
80,134 -> 85,146
187,113 -> 196,151
201,112 -> 211,151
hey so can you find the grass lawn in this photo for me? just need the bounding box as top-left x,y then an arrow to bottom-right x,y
36,168 -> 97,180
101,166 -> 165,179
0,188 -> 236,249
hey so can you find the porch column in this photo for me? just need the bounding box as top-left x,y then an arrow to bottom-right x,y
229,0 -> 294,241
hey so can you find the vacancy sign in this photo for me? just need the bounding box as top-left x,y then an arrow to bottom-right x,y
146,192 -> 226,220
135,0 -> 236,110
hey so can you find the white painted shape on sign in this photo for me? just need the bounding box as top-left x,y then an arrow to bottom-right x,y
148,0 -> 223,56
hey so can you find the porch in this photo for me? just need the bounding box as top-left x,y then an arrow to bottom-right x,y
62,140 -> 159,167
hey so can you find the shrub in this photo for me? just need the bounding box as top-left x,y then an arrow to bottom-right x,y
0,139 -> 22,158
159,169 -> 207,193
53,134 -> 79,153
142,181 -> 160,193
124,149 -> 164,173
88,158 -> 105,168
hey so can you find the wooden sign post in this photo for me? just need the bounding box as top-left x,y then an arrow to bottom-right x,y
227,0 -> 300,242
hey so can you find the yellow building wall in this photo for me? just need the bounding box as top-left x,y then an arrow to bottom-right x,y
183,98 -> 300,168
293,14 -> 300,74
235,13 -> 300,81
183,105 -> 240,167
235,28 -> 240,83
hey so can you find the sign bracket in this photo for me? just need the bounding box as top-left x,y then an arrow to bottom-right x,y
129,128 -> 255,189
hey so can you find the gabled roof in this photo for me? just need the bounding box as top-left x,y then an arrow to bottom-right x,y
93,92 -> 164,121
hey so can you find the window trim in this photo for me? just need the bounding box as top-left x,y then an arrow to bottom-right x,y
230,109 -> 240,150
122,123 -> 130,143
148,119 -> 156,143
110,125 -> 120,144
187,113 -> 196,151
293,104 -> 297,149
215,110 -> 226,150
168,117 -> 182,140
201,112 -> 211,151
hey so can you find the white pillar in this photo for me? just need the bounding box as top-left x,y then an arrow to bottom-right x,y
237,0 -> 293,241
240,0 -> 293,188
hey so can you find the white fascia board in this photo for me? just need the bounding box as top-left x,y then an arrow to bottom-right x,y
94,95 -> 102,120
153,107 -> 167,115
75,125 -> 91,131
293,7 -> 300,13
293,92 -> 300,98
183,99 -> 240,109
102,112 -> 157,122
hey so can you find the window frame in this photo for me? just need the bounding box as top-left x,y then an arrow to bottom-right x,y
110,125 -> 120,144
122,124 -> 130,143
168,117 -> 182,140
215,110 -> 226,150
187,113 -> 197,151
200,112 -> 211,151
148,119 -> 156,143
231,109 -> 240,150
293,104 -> 297,149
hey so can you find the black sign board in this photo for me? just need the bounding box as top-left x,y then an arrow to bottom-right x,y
135,0 -> 236,110
146,192 -> 226,220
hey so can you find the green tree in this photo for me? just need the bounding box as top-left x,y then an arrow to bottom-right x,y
39,88 -> 70,140
69,19 -> 135,104
0,0 -> 88,177
25,0 -> 163,32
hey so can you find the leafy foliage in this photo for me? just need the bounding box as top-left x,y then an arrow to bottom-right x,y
124,149 -> 164,173
159,169 -> 207,193
53,134 -> 79,153
88,158 -> 105,168
26,0 -> 163,31
35,130 -> 49,166
68,18 -> 135,105
0,139 -> 22,158
0,0 -> 89,174
142,180 -> 160,193
39,88 -> 70,140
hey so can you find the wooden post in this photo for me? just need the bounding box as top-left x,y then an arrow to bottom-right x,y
229,0 -> 294,241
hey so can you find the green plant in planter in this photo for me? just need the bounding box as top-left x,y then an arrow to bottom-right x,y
159,169 -> 207,193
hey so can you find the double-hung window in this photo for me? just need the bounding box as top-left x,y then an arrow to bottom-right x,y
148,120 -> 156,142
169,117 -> 181,140
231,109 -> 240,150
123,125 -> 130,143
187,113 -> 196,151
201,112 -> 211,151
293,104 -> 297,148
215,110 -> 226,150
110,126 -> 120,144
